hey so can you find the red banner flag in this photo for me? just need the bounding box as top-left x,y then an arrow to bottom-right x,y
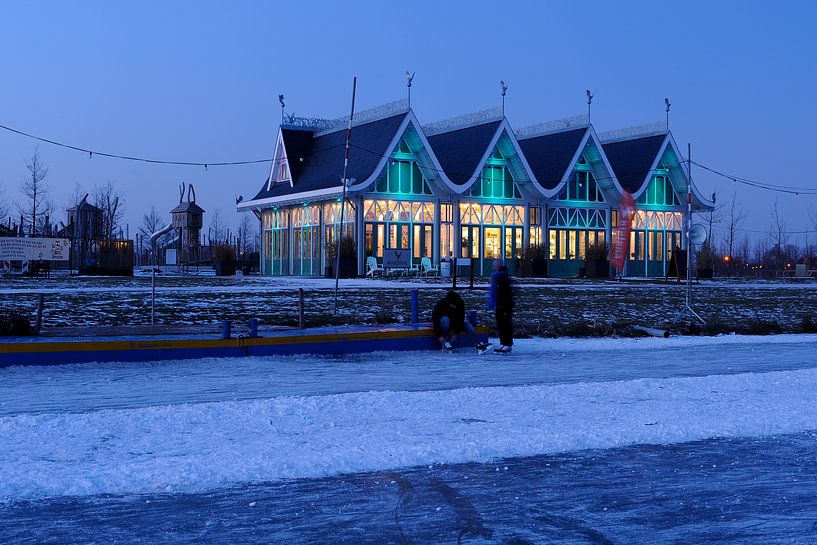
611,191 -> 636,273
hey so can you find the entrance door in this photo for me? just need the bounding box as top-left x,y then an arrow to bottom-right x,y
484,227 -> 502,275
504,226 -> 523,275
413,224 -> 432,265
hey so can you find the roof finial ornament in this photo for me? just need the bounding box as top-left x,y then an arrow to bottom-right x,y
586,90 -> 594,123
664,97 -> 671,129
279,94 -> 285,124
500,80 -> 509,116
405,71 -> 415,108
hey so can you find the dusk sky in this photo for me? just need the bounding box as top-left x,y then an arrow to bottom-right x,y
1,0 -> 815,247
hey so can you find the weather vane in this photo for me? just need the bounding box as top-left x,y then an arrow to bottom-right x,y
405,71 -> 415,107
279,94 -> 285,123
500,80 -> 509,115
586,89 -> 594,122
664,97 -> 671,129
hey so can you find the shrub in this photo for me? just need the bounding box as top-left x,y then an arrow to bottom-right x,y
522,243 -> 547,261
585,241 -> 609,261
0,312 -> 32,336
213,244 -> 236,261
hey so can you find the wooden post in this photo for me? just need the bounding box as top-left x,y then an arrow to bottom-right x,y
298,288 -> 305,329
34,293 -> 44,336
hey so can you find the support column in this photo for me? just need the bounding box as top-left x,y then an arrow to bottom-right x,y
544,203 -> 550,261
432,200 -> 441,264
453,198 -> 461,258
522,203 -> 531,255
356,195 -> 366,276
288,208 -> 295,276
604,206 -> 612,250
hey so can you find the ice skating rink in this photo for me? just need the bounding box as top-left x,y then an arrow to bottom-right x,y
2,334 -> 816,543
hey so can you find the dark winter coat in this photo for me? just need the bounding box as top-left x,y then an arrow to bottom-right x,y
432,292 -> 466,335
488,267 -> 514,311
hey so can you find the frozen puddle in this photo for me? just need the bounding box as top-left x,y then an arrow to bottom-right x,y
2,367 -> 817,501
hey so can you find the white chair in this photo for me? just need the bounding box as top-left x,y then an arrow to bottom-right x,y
366,256 -> 384,277
420,257 -> 439,276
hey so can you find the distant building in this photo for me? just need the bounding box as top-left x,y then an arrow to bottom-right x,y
237,102 -> 713,277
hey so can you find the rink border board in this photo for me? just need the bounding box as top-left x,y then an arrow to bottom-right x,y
0,325 -> 488,367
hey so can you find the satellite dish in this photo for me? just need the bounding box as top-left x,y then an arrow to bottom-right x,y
687,223 -> 707,246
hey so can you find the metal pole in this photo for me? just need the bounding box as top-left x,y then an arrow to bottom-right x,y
687,143 -> 692,308
151,265 -> 156,326
334,77 -> 357,315
298,288 -> 305,329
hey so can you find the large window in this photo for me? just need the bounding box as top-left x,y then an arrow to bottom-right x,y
459,203 -> 524,274
638,168 -> 681,206
363,199 -> 434,265
470,165 -> 522,199
261,209 -> 289,275
323,201 -> 355,263
556,159 -> 604,202
373,160 -> 433,196
372,137 -> 433,197
292,205 -> 321,276
546,205 -> 608,262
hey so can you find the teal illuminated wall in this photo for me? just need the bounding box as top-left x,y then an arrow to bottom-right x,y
371,137 -> 433,196
469,147 -> 522,199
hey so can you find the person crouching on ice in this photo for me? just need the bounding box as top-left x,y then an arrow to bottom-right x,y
488,259 -> 514,354
432,291 -> 490,353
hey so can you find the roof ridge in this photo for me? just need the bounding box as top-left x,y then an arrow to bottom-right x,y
598,122 -> 667,144
422,108 -> 503,136
282,99 -> 409,136
515,115 -> 588,139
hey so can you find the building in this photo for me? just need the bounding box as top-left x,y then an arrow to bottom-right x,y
237,101 -> 713,277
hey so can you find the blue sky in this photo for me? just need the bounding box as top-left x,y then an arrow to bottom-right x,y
1,0 -> 815,247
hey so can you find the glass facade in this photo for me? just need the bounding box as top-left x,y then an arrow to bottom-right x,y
253,128 -> 694,278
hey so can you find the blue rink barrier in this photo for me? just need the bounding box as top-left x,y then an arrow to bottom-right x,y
0,324 -> 489,367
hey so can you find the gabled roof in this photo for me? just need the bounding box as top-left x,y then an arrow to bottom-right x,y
279,128 -> 313,182
249,112 -> 408,202
601,134 -> 667,193
171,201 -> 205,214
426,120 -> 503,185
518,128 -> 588,190
67,200 -> 101,212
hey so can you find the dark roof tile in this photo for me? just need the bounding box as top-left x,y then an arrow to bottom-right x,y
251,113 -> 407,202
518,128 -> 587,190
602,134 -> 666,193
427,121 -> 502,185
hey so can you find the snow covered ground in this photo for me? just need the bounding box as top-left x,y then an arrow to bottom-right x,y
1,334 -> 817,542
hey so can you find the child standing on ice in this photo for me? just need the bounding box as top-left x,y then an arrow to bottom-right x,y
488,259 -> 514,354
432,291 -> 491,354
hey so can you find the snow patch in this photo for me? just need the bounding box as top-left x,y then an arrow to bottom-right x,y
1,367 -> 817,501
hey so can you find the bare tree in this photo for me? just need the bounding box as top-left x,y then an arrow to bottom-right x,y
721,190 -> 747,276
237,214 -> 258,255
93,181 -> 126,239
139,206 -> 165,238
209,208 -> 227,245
18,147 -> 49,235
68,182 -> 86,209
0,182 -> 11,223
768,200 -> 787,276
736,235 -> 751,274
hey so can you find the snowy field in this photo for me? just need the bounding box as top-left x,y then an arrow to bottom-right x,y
4,274 -> 817,336
1,335 -> 817,543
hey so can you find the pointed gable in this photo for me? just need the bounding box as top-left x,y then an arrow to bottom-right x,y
279,128 -> 313,182
601,134 -> 666,194
426,120 -> 503,185
518,128 -> 587,190
249,113 -> 407,202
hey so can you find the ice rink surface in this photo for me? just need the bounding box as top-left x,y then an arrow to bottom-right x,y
2,334 -> 817,543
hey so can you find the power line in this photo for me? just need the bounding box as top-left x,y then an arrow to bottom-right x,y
3,119 -> 816,198
0,123 -> 275,167
691,160 -> 817,195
